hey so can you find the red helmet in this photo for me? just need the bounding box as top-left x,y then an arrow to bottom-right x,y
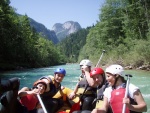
90,67 -> 104,77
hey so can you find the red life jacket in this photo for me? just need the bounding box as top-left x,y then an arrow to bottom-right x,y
20,94 -> 38,110
110,88 -> 130,113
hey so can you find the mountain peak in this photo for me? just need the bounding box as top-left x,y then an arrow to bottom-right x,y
52,21 -> 81,41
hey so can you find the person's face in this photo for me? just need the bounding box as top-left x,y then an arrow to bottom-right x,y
35,83 -> 46,94
105,73 -> 115,86
92,74 -> 103,86
80,65 -> 84,73
54,73 -> 64,83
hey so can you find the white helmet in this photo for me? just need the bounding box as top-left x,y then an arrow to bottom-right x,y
105,64 -> 124,77
79,59 -> 92,67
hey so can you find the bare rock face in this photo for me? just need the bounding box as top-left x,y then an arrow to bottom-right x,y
52,21 -> 81,41
52,23 -> 63,33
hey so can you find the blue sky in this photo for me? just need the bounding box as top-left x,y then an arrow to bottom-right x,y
10,0 -> 105,29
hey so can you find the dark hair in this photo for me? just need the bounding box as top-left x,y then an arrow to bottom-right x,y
120,76 -> 127,83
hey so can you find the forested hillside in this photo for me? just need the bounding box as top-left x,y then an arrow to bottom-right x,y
29,17 -> 59,44
0,0 -> 150,71
0,0 -> 66,70
80,0 -> 150,68
57,27 -> 92,63
58,0 -> 150,69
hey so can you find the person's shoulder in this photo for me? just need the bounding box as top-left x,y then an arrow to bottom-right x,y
103,86 -> 112,98
104,86 -> 112,92
128,83 -> 139,98
129,83 -> 139,90
47,75 -> 54,80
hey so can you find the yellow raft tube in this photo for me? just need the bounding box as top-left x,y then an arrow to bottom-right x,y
53,87 -> 79,113
53,87 -> 103,113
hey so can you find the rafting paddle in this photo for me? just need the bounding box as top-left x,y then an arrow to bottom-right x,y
95,50 -> 105,67
122,74 -> 132,113
37,94 -> 48,113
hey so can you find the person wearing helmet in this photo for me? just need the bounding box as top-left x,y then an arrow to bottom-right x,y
92,64 -> 147,113
0,77 -> 47,113
35,67 -> 67,113
70,66 -> 106,113
18,79 -> 47,112
69,59 -> 92,100
79,59 -> 92,79
37,67 -> 80,113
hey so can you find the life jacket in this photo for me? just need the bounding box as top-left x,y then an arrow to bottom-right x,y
77,78 -> 97,96
97,82 -> 109,100
94,82 -> 113,113
110,84 -> 141,113
20,94 -> 38,110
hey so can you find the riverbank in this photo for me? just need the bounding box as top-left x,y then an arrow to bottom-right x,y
0,62 -> 150,73
124,64 -> 150,71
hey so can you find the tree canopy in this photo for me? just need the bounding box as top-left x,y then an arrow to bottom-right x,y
0,0 -> 150,70
78,0 -> 150,67
0,0 -> 66,70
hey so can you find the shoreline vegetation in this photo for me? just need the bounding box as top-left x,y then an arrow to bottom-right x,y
1,0 -> 150,73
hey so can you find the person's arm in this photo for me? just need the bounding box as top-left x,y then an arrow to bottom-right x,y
18,87 -> 38,97
83,66 -> 96,87
91,96 -> 109,113
69,82 -> 79,99
123,89 -> 147,112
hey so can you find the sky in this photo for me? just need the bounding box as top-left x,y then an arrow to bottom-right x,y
10,0 -> 105,29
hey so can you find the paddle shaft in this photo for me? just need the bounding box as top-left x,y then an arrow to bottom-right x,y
122,74 -> 132,113
37,94 -> 48,113
95,50 -> 105,67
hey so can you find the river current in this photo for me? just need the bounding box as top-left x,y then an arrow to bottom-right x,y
0,64 -> 150,113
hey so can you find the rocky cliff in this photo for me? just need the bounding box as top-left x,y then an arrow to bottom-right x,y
52,21 -> 81,41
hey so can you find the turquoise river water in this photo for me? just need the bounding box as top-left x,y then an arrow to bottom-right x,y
0,64 -> 150,112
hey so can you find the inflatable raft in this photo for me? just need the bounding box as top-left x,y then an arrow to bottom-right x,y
52,87 -> 103,113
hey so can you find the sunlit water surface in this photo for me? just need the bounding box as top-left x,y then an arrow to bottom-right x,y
0,64 -> 150,113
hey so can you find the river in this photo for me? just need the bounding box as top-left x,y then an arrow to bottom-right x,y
0,64 -> 150,113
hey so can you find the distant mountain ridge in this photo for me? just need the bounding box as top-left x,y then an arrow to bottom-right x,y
52,21 -> 82,41
25,15 -> 82,43
29,18 -> 59,44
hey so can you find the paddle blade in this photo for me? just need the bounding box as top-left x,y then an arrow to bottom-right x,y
69,101 -> 80,113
